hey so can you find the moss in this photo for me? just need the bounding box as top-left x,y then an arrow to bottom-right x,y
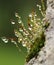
44,22 -> 50,29
26,32 -> 45,62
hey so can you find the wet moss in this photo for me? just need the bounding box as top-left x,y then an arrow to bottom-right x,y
26,32 -> 45,62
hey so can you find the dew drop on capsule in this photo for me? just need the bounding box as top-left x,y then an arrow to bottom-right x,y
1,37 -> 8,43
15,12 -> 21,19
11,21 -> 15,25
22,43 -> 26,47
29,14 -> 32,17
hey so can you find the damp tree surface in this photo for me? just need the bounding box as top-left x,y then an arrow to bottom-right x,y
1,0 -> 49,62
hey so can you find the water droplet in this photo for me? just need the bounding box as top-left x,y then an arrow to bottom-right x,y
37,4 -> 39,7
35,14 -> 37,17
15,13 -> 18,17
18,38 -> 22,43
15,12 -> 21,19
11,39 -> 15,43
30,24 -> 33,27
18,20 -> 22,24
29,14 -> 32,17
15,33 -> 19,37
11,21 -> 15,24
19,29 -> 23,32
31,20 -> 33,22
37,4 -> 41,8
1,37 -> 8,43
28,27 -> 32,31
14,30 -> 19,37
39,8 -> 41,11
22,43 -> 26,47
19,38 -> 22,41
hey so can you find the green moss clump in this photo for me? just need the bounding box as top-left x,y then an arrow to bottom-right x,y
44,22 -> 50,29
26,32 -> 45,62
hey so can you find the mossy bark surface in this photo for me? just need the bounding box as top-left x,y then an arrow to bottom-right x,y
25,0 -> 54,65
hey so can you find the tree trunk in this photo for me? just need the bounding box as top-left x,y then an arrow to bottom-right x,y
25,0 -> 54,65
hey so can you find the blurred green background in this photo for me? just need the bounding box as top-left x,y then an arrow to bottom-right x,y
0,0 -> 46,65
